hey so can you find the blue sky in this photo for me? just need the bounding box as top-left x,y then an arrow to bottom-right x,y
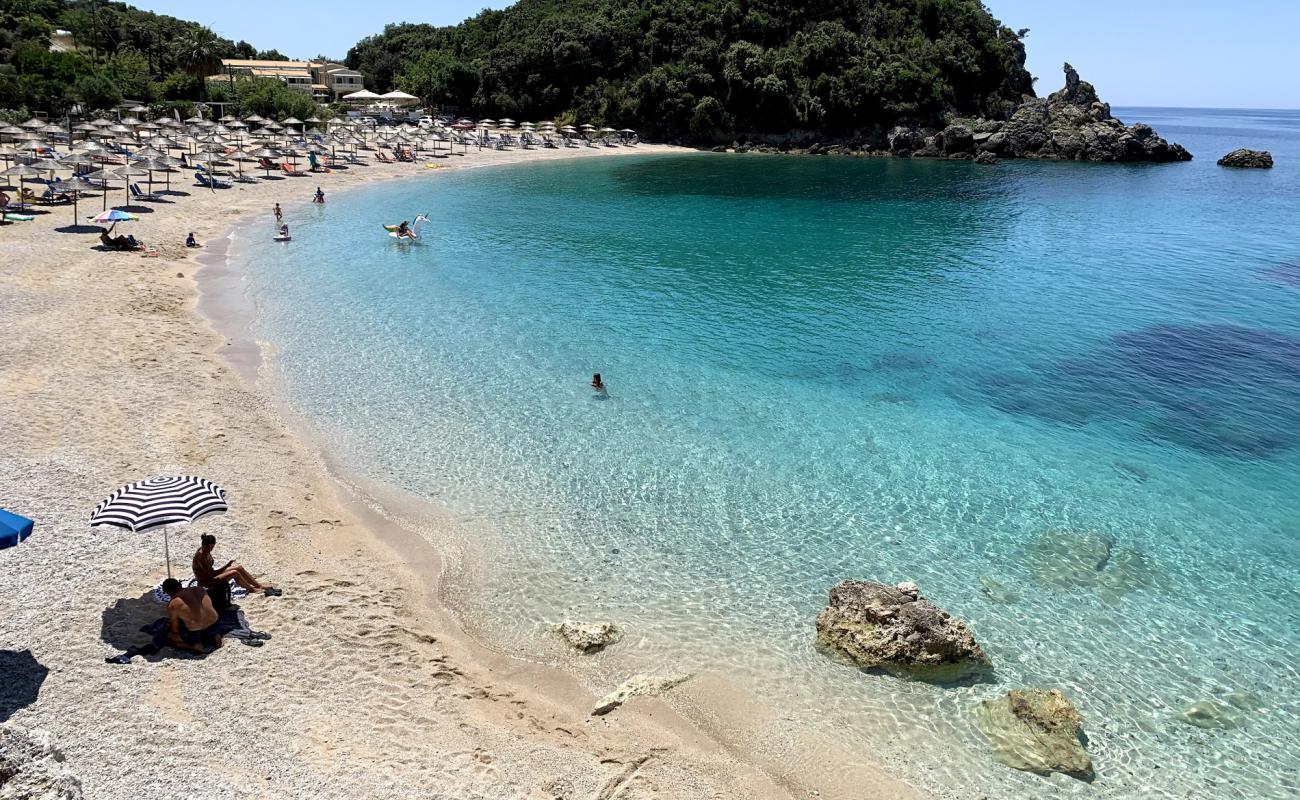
128,0 -> 1298,109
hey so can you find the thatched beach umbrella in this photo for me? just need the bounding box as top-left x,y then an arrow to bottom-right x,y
1,162 -> 48,206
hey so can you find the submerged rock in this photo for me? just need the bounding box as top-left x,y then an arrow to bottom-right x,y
552,620 -> 622,654
814,580 -> 990,681
1217,149 -> 1273,168
1026,529 -> 1158,597
591,673 -> 690,716
1174,693 -> 1261,729
975,689 -> 1095,781
1174,699 -> 1242,730
978,575 -> 1017,604
0,724 -> 83,800
974,150 -> 999,165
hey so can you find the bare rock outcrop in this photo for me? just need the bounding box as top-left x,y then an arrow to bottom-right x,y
0,724 -> 83,800
1217,149 -> 1273,168
888,64 -> 1191,164
552,620 -> 622,654
814,580 -> 990,681
974,689 -> 1095,781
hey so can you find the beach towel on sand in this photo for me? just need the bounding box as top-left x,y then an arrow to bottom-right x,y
105,605 -> 271,664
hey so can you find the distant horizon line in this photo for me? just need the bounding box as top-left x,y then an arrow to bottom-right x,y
1109,104 -> 1300,112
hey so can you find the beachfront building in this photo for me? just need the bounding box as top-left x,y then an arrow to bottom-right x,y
209,59 -> 314,94
309,62 -> 366,101
208,59 -> 367,101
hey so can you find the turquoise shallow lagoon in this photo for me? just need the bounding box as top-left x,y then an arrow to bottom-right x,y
242,109 -> 1300,797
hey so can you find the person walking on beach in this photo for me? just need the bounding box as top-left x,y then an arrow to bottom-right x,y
193,534 -> 281,596
314,187 -> 325,204
273,203 -> 283,223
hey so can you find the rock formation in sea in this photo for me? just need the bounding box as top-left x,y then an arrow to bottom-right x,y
739,64 -> 1191,164
814,580 -> 990,681
898,64 -> 1191,163
552,620 -> 622,654
974,689 -> 1095,782
1217,148 -> 1274,168
591,673 -> 691,716
0,724 -> 83,800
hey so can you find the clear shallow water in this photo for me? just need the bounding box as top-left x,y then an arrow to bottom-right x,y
244,110 -> 1300,798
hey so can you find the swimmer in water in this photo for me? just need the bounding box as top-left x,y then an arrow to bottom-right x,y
591,373 -> 607,396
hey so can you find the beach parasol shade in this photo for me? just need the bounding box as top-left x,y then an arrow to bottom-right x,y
90,209 -> 136,223
0,508 -> 34,550
89,475 -> 228,578
20,118 -> 44,128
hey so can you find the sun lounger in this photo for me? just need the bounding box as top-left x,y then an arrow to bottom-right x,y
194,172 -> 231,189
280,163 -> 306,176
130,183 -> 162,201
375,151 -> 394,164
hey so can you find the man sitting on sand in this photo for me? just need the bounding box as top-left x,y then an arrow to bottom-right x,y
193,534 -> 282,596
162,578 -> 222,654
99,227 -> 141,251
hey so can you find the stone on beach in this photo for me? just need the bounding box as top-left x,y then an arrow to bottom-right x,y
552,620 -> 622,653
0,724 -> 83,800
814,580 -> 990,680
1217,148 -> 1273,168
591,674 -> 691,716
974,689 -> 1094,782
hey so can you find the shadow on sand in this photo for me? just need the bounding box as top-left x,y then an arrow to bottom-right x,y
0,649 -> 49,721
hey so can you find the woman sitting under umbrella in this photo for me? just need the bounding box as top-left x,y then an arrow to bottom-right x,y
193,534 -> 281,596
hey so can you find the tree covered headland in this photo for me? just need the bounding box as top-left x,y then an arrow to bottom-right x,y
0,0 -> 313,119
347,0 -> 1035,141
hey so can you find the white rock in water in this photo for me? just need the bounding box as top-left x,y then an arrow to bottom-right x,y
591,673 -> 690,716
552,620 -> 622,654
0,723 -> 84,800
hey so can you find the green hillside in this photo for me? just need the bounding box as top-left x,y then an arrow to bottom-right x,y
347,0 -> 1035,141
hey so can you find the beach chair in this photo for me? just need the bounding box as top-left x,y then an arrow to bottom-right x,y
194,172 -> 231,189
130,183 -> 162,201
37,186 -> 73,205
375,151 -> 394,164
280,162 -> 306,177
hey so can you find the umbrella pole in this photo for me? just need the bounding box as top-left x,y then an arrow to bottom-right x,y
164,525 -> 172,580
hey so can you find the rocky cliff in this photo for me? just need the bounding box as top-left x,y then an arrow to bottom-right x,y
736,65 -> 1192,164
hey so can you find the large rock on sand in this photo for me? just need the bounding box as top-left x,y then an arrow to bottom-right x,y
1217,148 -> 1273,168
814,580 -> 990,680
975,689 -> 1095,781
0,724 -> 83,800
552,620 -> 622,654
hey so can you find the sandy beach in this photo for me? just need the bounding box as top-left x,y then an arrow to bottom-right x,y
0,144 -> 921,800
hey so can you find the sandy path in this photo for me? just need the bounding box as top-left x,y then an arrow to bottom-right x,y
0,143 -> 921,799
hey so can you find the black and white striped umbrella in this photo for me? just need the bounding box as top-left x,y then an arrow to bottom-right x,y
89,475 -> 228,577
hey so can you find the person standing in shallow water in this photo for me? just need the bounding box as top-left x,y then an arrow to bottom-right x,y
591,373 -> 608,397
313,187 -> 324,204
273,202 -> 283,223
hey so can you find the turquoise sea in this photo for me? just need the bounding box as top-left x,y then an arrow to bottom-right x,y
240,108 -> 1300,798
